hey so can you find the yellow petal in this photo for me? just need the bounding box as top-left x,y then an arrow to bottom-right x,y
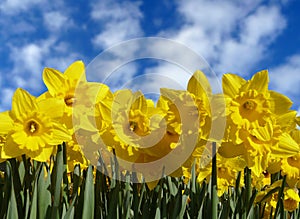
285,189 -> 300,202
29,146 -> 54,162
197,165 -> 212,183
146,99 -> 154,109
160,88 -> 185,103
267,159 -> 281,174
50,123 -> 72,144
146,180 -> 159,190
0,111 -> 13,134
225,156 -> 246,171
95,83 -> 112,102
75,114 -> 98,132
113,89 -> 133,112
276,110 -> 297,132
187,70 -> 212,97
2,136 -> 23,158
26,136 -> 41,151
43,68 -> 66,97
246,70 -> 269,93
272,133 -> 300,157
296,116 -> 300,126
156,95 -> 169,112
64,60 -> 86,82
250,122 -> 273,141
249,155 -> 264,177
269,91 -> 293,115
37,97 -> 65,119
10,130 -> 28,147
131,91 -> 147,114
290,129 -> 300,144
222,73 -> 245,98
11,88 -> 38,119
218,142 -> 245,158
37,91 -> 52,101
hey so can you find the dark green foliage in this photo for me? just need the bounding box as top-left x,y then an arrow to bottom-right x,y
0,144 -> 296,218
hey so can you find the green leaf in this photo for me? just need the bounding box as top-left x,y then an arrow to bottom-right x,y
65,165 -> 80,219
24,189 -> 30,219
6,162 -> 19,219
82,165 -> 94,218
51,145 -> 64,219
274,176 -> 286,218
167,176 -> 178,197
29,182 -> 37,219
38,164 -> 51,219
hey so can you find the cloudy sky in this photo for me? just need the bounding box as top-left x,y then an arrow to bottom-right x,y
0,0 -> 300,114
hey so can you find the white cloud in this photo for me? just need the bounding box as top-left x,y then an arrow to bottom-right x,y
103,63 -> 139,91
43,11 -> 72,31
0,88 -> 14,111
270,54 -> 300,97
0,1 -> 84,111
217,6 -> 286,74
158,1 -> 286,76
91,0 -> 143,48
177,1 -> 253,34
11,43 -> 44,72
90,0 -> 142,21
240,6 -> 286,45
140,63 -> 191,91
88,0 -> 145,91
7,37 -> 81,95
0,0 -> 45,14
125,1 -> 288,101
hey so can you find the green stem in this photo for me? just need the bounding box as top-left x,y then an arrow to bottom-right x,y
244,167 -> 252,214
274,175 -> 286,218
211,142 -> 218,219
9,158 -> 24,219
51,144 -> 64,219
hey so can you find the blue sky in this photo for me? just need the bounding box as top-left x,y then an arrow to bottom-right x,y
0,0 -> 300,114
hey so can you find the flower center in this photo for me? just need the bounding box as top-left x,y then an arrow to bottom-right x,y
287,156 -> 299,167
243,100 -> 255,110
27,120 -> 39,134
262,170 -> 270,177
64,95 -> 76,106
218,167 -> 226,174
129,121 -> 137,132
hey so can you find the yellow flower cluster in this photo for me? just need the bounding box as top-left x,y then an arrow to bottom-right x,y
0,61 -> 300,212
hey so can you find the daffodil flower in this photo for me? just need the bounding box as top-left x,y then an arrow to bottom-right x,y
220,70 -> 299,176
0,88 -> 71,162
42,60 -> 109,130
42,61 -> 86,116
65,133 -> 89,172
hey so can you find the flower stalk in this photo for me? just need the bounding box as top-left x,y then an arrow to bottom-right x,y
211,142 -> 218,219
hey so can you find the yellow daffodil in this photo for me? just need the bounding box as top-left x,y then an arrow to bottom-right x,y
42,60 -> 86,117
255,180 -> 283,218
66,134 -> 89,172
280,129 -> 300,187
186,70 -> 212,140
162,71 -> 213,178
251,171 -> 271,190
42,60 -> 107,130
0,111 -> 12,162
0,135 -> 6,163
220,70 -> 299,176
111,89 -> 152,160
183,144 -> 245,197
256,180 -> 300,215
283,188 -> 300,212
0,88 -> 71,162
